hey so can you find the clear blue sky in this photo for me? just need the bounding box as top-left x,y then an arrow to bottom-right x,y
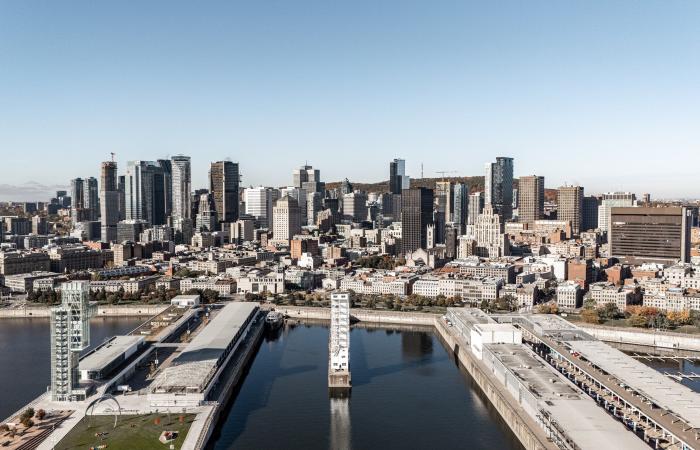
1,0 -> 699,200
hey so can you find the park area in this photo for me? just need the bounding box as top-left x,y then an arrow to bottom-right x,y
56,413 -> 195,450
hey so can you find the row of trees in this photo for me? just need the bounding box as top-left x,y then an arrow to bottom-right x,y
26,285 -> 222,305
259,290 -> 464,311
580,301 -> 697,330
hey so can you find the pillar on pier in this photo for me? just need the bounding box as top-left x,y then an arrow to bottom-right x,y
329,292 -> 351,396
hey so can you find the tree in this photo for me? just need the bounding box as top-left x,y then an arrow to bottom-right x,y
536,302 -> 559,314
599,303 -> 620,321
668,310 -> 692,326
581,308 -> 601,324
20,408 -> 34,421
583,297 -> 597,310
202,289 -> 220,304
497,294 -> 517,312
35,409 -> 46,420
627,314 -> 648,328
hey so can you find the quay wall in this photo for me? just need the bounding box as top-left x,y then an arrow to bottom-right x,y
275,305 -> 554,450
577,324 -> 700,352
194,313 -> 265,450
0,304 -> 168,318
273,305 -> 438,326
432,318 -> 556,450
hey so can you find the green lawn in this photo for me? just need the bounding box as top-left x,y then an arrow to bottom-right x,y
56,414 -> 195,450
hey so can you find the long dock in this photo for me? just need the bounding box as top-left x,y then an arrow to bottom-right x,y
2,302 -> 265,450
433,317 -> 557,450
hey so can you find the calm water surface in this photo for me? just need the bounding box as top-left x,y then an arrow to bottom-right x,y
209,323 -> 523,450
0,316 -> 144,419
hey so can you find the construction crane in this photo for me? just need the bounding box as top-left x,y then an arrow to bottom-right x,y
436,170 -> 457,181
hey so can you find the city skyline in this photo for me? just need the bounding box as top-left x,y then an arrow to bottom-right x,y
0,151 -> 692,203
1,1 -> 700,198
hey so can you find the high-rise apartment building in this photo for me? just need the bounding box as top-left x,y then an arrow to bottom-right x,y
610,207 -> 691,264
273,195 -> 301,244
401,188 -> 434,254
124,161 -> 170,225
99,161 -> 119,242
484,157 -> 514,220
155,159 -> 172,224
518,175 -> 544,225
468,192 -> 484,226
171,155 -> 192,220
557,185 -> 584,236
209,161 -> 240,225
453,183 -> 469,234
70,177 -> 99,223
117,175 -> 126,221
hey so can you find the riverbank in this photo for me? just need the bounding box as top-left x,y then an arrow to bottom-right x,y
577,322 -> 700,353
268,304 -> 438,326
0,304 -> 168,318
272,304 -> 552,450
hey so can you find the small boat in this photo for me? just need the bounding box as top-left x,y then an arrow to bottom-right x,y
266,311 -> 284,330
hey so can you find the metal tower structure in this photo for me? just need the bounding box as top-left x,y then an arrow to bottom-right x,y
50,281 -> 93,401
329,292 -> 351,395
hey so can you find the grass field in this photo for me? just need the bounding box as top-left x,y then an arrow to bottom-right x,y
56,413 -> 195,450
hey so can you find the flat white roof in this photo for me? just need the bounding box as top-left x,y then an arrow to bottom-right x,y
79,335 -> 144,372
546,399 -> 648,450
489,344 -> 647,450
568,340 -> 700,429
151,302 -> 258,393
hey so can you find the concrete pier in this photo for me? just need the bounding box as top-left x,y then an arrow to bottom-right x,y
433,317 -> 557,450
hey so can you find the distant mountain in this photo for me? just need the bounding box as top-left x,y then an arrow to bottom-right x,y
326,176 -> 557,202
0,182 -> 69,202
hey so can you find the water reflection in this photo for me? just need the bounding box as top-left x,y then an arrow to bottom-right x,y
401,331 -> 433,360
210,325 -> 522,450
330,397 -> 352,450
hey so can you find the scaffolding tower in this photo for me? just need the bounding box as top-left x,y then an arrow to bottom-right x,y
50,281 -> 93,401
329,292 -> 351,395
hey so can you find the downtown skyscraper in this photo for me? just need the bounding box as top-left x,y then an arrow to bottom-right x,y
518,175 -> 545,225
389,158 -> 410,195
124,160 -> 171,225
171,155 -> 192,220
99,160 -> 119,242
453,183 -> 469,234
209,160 -> 240,225
70,177 -> 99,223
401,187 -> 434,255
484,157 -> 514,220
558,185 -> 584,236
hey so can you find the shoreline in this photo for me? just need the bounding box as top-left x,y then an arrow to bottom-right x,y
0,304 -> 169,318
